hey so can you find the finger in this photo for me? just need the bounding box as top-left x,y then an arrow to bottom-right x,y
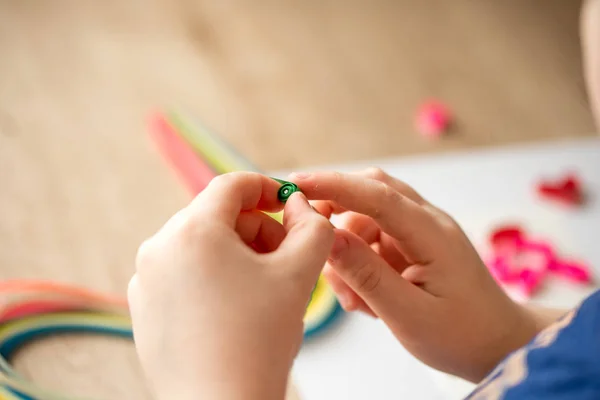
336,212 -> 380,244
236,210 -> 286,253
401,265 -> 429,285
355,167 -> 427,205
337,212 -> 410,273
269,193 -> 334,287
322,263 -> 362,310
310,200 -> 333,219
355,302 -> 377,318
333,235 -> 411,310
327,229 -> 433,325
323,215 -> 409,313
188,172 -> 284,228
323,264 -> 376,317
303,167 -> 427,219
310,200 -> 346,219
291,171 -> 439,263
379,233 -> 411,273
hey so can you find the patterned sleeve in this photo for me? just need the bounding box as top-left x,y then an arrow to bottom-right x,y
465,290 -> 600,400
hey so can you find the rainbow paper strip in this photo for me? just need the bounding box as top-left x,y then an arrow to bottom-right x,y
149,113 -> 217,195
164,111 -> 259,174
151,110 -> 343,339
0,280 -> 133,400
163,111 -> 283,223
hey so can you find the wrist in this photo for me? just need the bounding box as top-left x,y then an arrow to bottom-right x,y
152,354 -> 290,400
464,299 -> 540,383
158,373 -> 288,400
465,301 -> 567,383
150,351 -> 293,400
165,380 -> 288,400
520,304 -> 567,333
485,302 -> 560,366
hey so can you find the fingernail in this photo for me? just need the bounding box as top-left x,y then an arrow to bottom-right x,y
310,205 -> 325,216
330,235 -> 348,259
293,192 -> 310,207
310,205 -> 335,228
337,292 -> 353,310
290,172 -> 311,180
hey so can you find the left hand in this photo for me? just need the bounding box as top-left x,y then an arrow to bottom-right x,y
290,168 -> 539,382
128,172 -> 334,400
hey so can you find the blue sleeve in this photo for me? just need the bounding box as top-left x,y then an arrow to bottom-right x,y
467,290 -> 600,400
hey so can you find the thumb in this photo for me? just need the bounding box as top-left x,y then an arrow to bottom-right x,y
328,229 -> 432,324
270,193 -> 335,287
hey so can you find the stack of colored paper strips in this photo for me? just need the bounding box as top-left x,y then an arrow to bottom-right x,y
148,111 -> 342,339
0,280 -> 132,400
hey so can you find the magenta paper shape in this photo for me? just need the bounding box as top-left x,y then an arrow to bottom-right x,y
486,225 -> 592,298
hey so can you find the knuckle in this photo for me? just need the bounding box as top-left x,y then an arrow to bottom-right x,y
382,181 -> 401,202
162,210 -> 220,252
312,213 -> 334,233
315,217 -> 335,241
208,172 -> 237,189
371,181 -> 402,219
178,219 -> 220,250
330,172 -> 344,202
176,215 -> 200,238
135,238 -> 155,269
351,261 -> 382,293
364,167 -> 389,182
423,205 -> 462,238
127,274 -> 139,299
332,171 -> 344,182
436,212 -> 461,234
298,213 -> 334,237
322,264 -> 337,280
168,214 -> 198,246
209,171 -> 256,189
127,276 -> 140,317
209,172 -> 233,185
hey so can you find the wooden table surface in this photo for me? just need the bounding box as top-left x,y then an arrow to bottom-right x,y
0,1 -> 596,398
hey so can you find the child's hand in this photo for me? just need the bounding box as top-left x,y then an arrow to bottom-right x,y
128,172 -> 334,400
291,169 -> 540,382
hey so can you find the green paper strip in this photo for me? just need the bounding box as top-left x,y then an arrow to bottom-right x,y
271,178 -> 301,203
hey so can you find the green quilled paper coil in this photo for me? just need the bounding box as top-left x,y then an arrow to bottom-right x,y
271,178 -> 301,203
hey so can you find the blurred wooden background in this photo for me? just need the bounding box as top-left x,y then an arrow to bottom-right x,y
0,0 -> 595,398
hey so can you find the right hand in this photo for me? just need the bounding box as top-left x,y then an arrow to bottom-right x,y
129,172 -> 334,400
290,168 -> 540,382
